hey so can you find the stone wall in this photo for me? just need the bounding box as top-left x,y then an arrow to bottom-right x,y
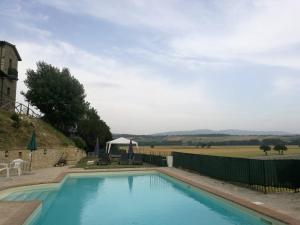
0,147 -> 86,169
0,45 -> 19,74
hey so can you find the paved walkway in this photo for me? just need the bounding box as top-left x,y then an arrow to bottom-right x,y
0,166 -> 299,224
160,167 -> 300,221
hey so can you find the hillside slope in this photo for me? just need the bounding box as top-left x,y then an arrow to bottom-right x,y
0,110 -> 74,151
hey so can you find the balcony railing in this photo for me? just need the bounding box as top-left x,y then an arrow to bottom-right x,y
7,67 -> 18,77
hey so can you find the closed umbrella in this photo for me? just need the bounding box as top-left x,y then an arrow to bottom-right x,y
128,139 -> 134,160
94,137 -> 100,157
27,130 -> 37,171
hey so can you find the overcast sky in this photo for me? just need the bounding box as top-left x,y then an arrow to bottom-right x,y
1,0 -> 300,134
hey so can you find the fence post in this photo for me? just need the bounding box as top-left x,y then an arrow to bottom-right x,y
263,160 -> 267,194
248,159 -> 251,187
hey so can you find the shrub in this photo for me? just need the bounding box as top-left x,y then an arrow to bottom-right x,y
71,136 -> 87,150
10,113 -> 21,128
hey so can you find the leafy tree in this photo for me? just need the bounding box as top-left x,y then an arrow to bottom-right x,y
77,106 -> 112,151
273,144 -> 288,155
259,144 -> 271,155
201,143 -> 206,148
23,62 -> 86,134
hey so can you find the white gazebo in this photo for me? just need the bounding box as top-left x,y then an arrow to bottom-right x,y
106,137 -> 139,154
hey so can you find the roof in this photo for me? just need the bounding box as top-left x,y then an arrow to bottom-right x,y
106,137 -> 138,145
0,41 -> 22,61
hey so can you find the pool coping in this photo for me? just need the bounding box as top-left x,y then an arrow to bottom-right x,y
0,167 -> 299,225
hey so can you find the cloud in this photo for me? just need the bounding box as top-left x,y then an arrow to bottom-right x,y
272,76 -> 300,96
37,0 -> 300,70
4,0 -> 300,133
16,39 -> 216,133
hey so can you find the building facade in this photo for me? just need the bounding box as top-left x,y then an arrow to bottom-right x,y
0,41 -> 21,111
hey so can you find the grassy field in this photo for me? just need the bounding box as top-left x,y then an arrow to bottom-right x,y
133,145 -> 300,158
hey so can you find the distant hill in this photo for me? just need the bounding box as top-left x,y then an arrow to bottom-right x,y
152,129 -> 295,136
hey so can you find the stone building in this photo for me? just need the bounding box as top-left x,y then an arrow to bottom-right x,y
0,41 -> 21,110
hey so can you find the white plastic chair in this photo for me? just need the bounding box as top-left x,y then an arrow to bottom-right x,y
0,163 -> 10,178
10,159 -> 25,176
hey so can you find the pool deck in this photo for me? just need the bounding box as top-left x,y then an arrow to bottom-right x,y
0,166 -> 300,225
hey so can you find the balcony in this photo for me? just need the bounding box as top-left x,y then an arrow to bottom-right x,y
7,67 -> 18,79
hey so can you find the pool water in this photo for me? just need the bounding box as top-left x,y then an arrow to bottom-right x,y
2,172 -> 274,225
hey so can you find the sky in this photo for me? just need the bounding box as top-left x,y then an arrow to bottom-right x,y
1,0 -> 300,134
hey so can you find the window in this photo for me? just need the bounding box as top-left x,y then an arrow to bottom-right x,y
7,87 -> 10,96
18,152 -> 22,158
9,59 -> 12,68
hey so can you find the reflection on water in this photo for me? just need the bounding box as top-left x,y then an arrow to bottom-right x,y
2,174 -> 267,225
128,176 -> 133,192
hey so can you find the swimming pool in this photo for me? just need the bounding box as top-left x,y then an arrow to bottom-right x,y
1,171 -> 283,225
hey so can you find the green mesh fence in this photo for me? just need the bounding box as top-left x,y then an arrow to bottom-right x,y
173,152 -> 300,192
142,154 -> 167,167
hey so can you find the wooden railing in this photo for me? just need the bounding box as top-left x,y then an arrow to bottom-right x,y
0,95 -> 41,118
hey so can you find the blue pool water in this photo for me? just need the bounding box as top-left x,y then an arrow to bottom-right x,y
2,172 -> 272,225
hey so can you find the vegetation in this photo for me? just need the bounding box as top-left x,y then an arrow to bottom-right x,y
77,106 -> 112,150
273,144 -> 288,155
133,145 -> 300,158
23,62 -> 86,135
260,144 -> 271,155
23,62 -> 112,152
10,113 -> 21,128
71,136 -> 87,150
75,157 -> 150,169
0,110 -> 74,150
116,134 -> 300,147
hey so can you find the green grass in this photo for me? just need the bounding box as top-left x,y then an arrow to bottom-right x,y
135,145 -> 300,158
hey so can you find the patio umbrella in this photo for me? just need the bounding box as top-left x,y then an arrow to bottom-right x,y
94,137 -> 100,157
128,139 -> 134,160
27,130 -> 37,171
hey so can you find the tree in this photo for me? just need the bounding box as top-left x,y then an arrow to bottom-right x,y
77,106 -> 112,151
273,144 -> 288,155
259,144 -> 271,155
23,62 -> 86,134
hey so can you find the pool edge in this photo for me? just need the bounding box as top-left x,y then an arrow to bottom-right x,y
157,168 -> 300,225
0,167 -> 299,225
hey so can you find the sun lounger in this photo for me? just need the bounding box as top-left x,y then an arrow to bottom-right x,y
132,154 -> 143,165
97,153 -> 111,165
119,153 -> 129,165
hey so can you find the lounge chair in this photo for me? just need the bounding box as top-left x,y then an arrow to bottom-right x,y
132,154 -> 143,165
119,153 -> 129,165
97,153 -> 110,165
0,163 -> 9,177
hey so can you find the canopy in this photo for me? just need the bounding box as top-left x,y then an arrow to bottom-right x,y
106,137 -> 138,153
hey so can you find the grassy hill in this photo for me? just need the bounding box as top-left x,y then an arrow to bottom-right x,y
0,110 -> 74,151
